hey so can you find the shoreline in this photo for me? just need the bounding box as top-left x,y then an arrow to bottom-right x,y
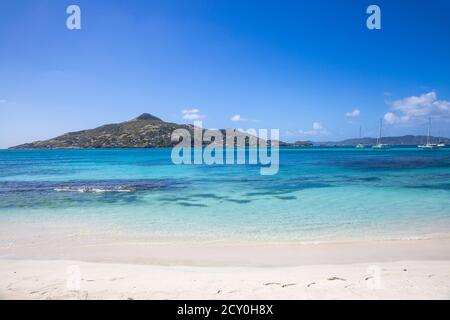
2,237 -> 450,267
2,219 -> 449,299
4,145 -> 450,150
1,237 -> 449,299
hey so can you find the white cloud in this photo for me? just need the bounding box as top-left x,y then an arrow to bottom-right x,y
383,112 -> 405,125
312,122 -> 323,130
384,91 -> 450,125
345,109 -> 361,118
0,99 -> 6,104
299,122 -> 329,136
181,108 -> 205,121
182,108 -> 200,114
183,113 -> 204,120
230,114 -> 246,122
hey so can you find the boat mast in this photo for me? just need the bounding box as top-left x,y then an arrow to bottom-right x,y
377,119 -> 382,145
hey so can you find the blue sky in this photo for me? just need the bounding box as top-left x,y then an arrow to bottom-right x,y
1,0 -> 450,148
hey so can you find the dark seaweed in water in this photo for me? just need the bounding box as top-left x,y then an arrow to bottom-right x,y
245,181 -> 331,197
332,156 -> 450,171
406,183 -> 450,191
330,175 -> 382,183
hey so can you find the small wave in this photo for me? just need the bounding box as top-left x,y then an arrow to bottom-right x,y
300,241 -> 324,245
399,235 -> 429,241
0,179 -> 185,194
54,187 -> 133,193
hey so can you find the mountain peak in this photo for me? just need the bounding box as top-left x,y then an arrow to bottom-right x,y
133,113 -> 163,122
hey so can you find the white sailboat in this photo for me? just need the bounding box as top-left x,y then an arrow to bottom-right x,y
437,130 -> 446,148
356,126 -> 365,148
372,119 -> 390,149
418,118 -> 438,149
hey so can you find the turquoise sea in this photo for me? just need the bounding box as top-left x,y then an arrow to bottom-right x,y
1,148 -> 450,243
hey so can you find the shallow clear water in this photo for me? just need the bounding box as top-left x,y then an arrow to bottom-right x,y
1,148 -> 450,243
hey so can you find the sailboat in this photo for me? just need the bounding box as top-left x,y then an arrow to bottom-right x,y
372,119 -> 390,149
437,130 -> 446,148
418,118 -> 438,149
356,126 -> 365,148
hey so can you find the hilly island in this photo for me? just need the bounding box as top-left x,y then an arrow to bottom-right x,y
9,113 -> 450,149
9,113 -> 272,149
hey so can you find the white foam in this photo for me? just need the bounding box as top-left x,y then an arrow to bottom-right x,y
399,235 -> 429,241
54,187 -> 132,193
300,241 -> 324,245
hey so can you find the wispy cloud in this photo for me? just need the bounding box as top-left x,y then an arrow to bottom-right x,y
181,108 -> 205,121
299,122 -> 329,136
0,99 -> 6,104
384,91 -> 450,124
312,122 -> 323,130
182,108 -> 199,114
345,109 -> 361,118
230,114 -> 246,122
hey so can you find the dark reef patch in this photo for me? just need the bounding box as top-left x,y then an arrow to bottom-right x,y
225,199 -> 253,204
177,202 -> 208,208
406,183 -> 450,191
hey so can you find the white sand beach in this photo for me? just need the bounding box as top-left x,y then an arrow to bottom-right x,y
1,259 -> 450,300
1,238 -> 450,300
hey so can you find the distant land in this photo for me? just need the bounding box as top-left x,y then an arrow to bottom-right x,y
9,113 -> 449,149
9,113 -> 266,149
316,135 -> 450,147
